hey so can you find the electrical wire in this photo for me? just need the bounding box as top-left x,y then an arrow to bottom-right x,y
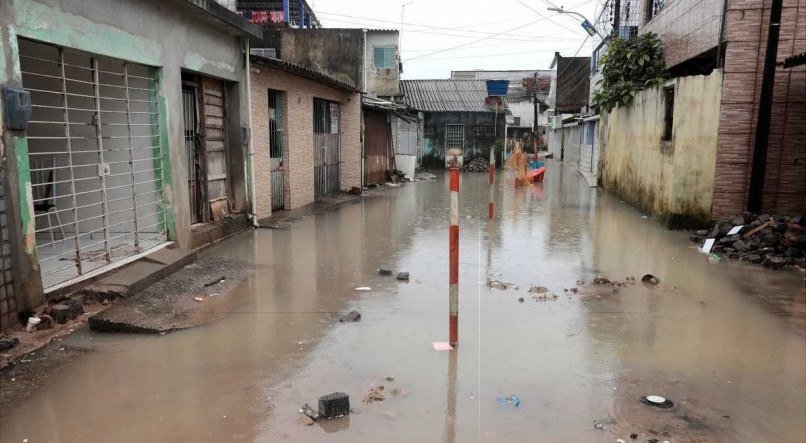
404,14 -> 573,62
315,11 -> 583,41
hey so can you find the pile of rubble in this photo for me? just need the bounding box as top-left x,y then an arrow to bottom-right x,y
462,157 -> 490,172
689,214 -> 805,270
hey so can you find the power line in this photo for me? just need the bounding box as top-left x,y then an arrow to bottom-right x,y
404,13 -> 577,62
513,0 -> 586,34
319,16 -> 579,43
316,11 -> 583,41
406,46 -> 579,61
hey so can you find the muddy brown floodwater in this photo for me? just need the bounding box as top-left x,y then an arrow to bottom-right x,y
1,160 -> 804,442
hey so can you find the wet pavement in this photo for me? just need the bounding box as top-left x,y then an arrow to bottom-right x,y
1,160 -> 804,442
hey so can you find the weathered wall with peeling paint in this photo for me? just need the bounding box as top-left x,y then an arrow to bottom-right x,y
600,71 -> 723,228
0,0 -> 251,309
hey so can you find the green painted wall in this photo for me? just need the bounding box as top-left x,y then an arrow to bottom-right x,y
13,0 -> 162,67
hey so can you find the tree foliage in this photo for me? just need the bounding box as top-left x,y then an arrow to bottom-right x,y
593,33 -> 666,113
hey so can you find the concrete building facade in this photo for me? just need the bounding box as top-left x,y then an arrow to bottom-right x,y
0,0 -> 260,328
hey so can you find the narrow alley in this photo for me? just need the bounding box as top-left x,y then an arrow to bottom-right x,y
1,163 -> 803,442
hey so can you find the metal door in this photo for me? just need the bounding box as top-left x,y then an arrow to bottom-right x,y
199,77 -> 230,220
20,38 -> 168,290
313,99 -> 340,198
364,109 -> 391,185
268,90 -> 284,210
182,87 -> 202,223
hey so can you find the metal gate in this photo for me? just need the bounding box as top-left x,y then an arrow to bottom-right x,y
20,38 -> 168,290
364,109 -> 391,185
0,165 -> 18,330
268,90 -> 284,210
313,99 -> 340,198
182,86 -> 202,223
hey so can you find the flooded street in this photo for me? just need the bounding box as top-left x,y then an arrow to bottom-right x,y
1,161 -> 804,442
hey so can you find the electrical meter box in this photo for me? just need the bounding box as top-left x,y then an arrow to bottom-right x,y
3,85 -> 32,130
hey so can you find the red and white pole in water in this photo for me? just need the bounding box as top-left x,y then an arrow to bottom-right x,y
488,147 -> 495,219
449,165 -> 460,347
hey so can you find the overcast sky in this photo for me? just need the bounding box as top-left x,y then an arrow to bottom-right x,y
309,0 -> 601,79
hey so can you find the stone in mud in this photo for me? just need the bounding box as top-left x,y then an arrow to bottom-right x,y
0,337 -> 19,352
297,415 -> 315,426
339,310 -> 361,322
318,392 -> 350,419
743,254 -> 763,263
396,272 -> 410,281
378,269 -> 393,276
763,256 -> 786,269
592,276 -> 610,285
51,300 -> 83,324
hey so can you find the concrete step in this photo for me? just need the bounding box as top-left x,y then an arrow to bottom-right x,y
80,247 -> 197,300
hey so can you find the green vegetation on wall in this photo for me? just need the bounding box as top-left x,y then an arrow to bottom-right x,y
593,33 -> 666,113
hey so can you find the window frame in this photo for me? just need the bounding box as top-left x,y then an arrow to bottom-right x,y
372,46 -> 397,70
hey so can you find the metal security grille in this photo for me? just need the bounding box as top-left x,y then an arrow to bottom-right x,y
269,90 -> 284,210
0,166 -> 17,331
182,87 -> 201,223
445,124 -> 464,150
20,38 -> 168,290
313,99 -> 340,198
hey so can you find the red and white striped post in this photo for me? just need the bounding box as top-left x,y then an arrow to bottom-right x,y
488,147 -> 495,219
448,163 -> 460,347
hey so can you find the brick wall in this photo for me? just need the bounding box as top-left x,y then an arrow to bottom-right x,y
713,0 -> 806,217
250,64 -> 361,218
640,0 -> 724,67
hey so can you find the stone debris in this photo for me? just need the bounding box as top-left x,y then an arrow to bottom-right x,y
296,415 -> 315,426
299,403 -> 318,420
528,286 -> 558,301
49,299 -> 83,324
363,385 -> 386,403
0,338 -> 20,352
690,213 -> 804,270
318,392 -> 350,419
391,387 -> 403,396
396,272 -> 410,281
339,310 -> 361,322
487,280 -> 513,290
462,157 -> 491,172
413,171 -> 437,181
378,269 -> 393,276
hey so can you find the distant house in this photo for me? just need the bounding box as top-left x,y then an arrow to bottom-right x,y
451,70 -> 552,140
248,55 -> 361,218
400,80 -> 505,168
546,53 -> 592,171
248,27 -> 408,184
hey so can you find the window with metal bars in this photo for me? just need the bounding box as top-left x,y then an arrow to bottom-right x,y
662,86 -> 675,142
268,90 -> 283,158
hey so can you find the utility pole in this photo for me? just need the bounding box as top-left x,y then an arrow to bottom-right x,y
613,0 -> 621,35
747,0 -> 783,213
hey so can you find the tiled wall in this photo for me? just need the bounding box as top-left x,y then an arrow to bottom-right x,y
250,65 -> 361,218
713,0 -> 806,216
640,0 -> 724,67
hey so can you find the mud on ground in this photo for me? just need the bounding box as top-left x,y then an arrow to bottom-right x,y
89,255 -> 253,334
0,343 -> 94,415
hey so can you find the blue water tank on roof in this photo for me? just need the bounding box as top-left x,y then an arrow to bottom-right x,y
485,80 -> 509,97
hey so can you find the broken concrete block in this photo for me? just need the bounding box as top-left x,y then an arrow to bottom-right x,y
339,310 -> 361,322
51,300 -> 83,324
318,392 -> 350,419
396,272 -> 409,281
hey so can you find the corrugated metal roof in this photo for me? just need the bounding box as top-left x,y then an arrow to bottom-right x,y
400,79 -> 488,112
